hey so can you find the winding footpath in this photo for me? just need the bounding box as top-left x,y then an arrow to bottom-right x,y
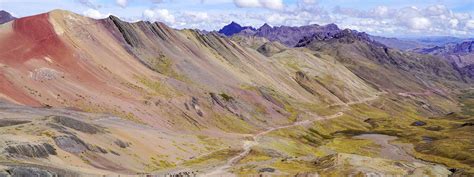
200,112 -> 344,177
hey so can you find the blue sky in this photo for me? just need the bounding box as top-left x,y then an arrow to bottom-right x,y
1,0 -> 473,37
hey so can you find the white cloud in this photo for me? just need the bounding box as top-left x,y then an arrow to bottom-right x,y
143,9 -> 176,24
233,0 -> 284,10
83,9 -> 109,19
449,18 -> 459,28
407,17 -> 431,30
116,0 -> 127,8
373,6 -> 389,18
332,4 -> 474,36
466,20 -> 474,30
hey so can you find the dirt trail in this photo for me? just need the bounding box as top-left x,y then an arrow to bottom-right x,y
200,112 -> 344,177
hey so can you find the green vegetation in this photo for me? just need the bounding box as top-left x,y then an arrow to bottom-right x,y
145,156 -> 176,172
183,149 -> 240,166
271,160 -> 317,174
149,54 -> 190,82
137,75 -> 177,97
325,137 -> 378,157
197,135 -> 226,151
237,148 -> 272,164
241,91 -> 473,174
213,114 -> 254,134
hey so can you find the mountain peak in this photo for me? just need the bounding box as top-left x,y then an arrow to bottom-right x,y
230,21 -> 240,26
0,10 -> 16,24
324,23 -> 339,30
259,23 -> 272,30
218,21 -> 255,36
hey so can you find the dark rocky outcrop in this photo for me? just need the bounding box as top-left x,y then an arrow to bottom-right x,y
4,143 -> 56,158
52,116 -> 102,134
114,139 -> 130,149
107,15 -> 143,47
53,135 -> 89,154
53,135 -> 107,154
1,163 -> 80,177
259,168 -> 275,173
6,167 -> 57,177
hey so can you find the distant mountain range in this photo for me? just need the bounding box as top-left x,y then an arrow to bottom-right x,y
414,40 -> 474,78
219,22 -> 342,47
218,21 -> 472,51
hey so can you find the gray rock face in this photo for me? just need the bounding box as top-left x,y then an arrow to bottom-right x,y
53,136 -> 88,154
4,143 -> 57,158
52,116 -> 101,134
53,135 -> 107,154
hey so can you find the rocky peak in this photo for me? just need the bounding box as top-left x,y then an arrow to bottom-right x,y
324,23 -> 339,31
0,10 -> 16,24
218,21 -> 256,36
258,23 -> 272,31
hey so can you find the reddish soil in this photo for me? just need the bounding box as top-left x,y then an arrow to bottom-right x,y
0,13 -> 109,106
0,13 -> 68,66
0,73 -> 40,106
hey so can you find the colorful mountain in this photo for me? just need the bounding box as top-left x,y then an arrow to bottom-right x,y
0,10 -> 473,176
